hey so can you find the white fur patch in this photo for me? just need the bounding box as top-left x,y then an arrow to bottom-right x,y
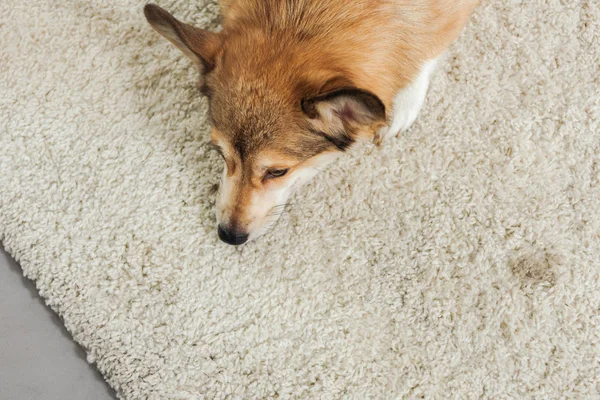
376,57 -> 440,143
215,166 -> 233,225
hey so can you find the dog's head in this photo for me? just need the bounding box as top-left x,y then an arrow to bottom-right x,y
144,4 -> 386,244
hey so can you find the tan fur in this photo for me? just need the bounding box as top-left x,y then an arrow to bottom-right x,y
145,0 -> 479,242
216,0 -> 478,110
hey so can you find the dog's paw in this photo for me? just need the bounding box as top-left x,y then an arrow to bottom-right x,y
393,106 -> 421,135
373,125 -> 397,146
380,57 -> 439,143
372,119 -> 414,146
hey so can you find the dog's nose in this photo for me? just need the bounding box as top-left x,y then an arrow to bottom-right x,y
217,224 -> 249,245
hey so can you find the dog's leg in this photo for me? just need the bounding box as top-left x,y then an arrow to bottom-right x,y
374,57 -> 440,145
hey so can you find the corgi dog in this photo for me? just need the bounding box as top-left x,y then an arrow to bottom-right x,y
144,0 -> 479,245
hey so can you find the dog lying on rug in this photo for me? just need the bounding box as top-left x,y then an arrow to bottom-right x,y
144,0 -> 479,245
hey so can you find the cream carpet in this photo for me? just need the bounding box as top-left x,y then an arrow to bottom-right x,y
2,0 -> 600,398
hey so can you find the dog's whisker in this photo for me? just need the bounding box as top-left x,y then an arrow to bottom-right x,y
265,202 -> 292,220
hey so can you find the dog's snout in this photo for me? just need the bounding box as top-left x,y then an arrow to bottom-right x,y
218,224 -> 249,245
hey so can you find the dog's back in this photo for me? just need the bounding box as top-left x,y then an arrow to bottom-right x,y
218,0 -> 479,108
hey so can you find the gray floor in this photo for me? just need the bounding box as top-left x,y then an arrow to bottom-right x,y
0,244 -> 116,400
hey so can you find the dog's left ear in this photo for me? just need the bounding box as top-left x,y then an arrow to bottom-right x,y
301,87 -> 386,150
144,4 -> 220,73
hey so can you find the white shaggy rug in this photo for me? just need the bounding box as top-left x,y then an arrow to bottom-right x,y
2,0 -> 600,398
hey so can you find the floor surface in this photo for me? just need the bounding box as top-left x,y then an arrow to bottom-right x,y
0,244 -> 116,400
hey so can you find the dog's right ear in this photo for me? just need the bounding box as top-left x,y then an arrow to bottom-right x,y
301,86 -> 386,150
144,4 -> 220,73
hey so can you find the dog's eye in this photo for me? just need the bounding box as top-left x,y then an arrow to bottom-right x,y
265,168 -> 289,179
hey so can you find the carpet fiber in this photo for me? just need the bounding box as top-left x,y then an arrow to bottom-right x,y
2,1 -> 600,398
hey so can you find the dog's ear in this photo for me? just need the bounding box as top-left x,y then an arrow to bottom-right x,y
301,87 -> 386,150
144,4 -> 220,73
